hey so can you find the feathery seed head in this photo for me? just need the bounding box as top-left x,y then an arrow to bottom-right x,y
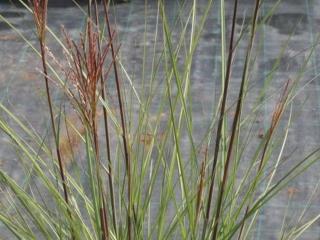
63,20 -> 112,128
32,0 -> 48,41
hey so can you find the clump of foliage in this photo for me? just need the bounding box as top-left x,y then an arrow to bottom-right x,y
0,0 -> 319,239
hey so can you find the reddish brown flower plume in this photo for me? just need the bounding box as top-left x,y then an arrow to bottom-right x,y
32,0 -> 48,41
63,20 -> 114,127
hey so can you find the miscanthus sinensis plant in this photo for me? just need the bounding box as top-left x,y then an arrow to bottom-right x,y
0,0 -> 319,239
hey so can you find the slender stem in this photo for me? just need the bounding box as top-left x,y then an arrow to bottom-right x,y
237,206 -> 249,240
34,0 -> 75,237
87,2 -> 110,239
224,1 -> 261,239
39,42 -> 69,205
201,0 -> 238,238
39,38 -> 76,239
102,2 -> 132,239
93,115 -> 109,240
100,207 -> 108,240
211,2 -> 252,237
93,0 -> 118,233
102,70 -> 118,232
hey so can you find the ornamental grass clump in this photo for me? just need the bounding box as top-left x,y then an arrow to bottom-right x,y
0,0 -> 319,239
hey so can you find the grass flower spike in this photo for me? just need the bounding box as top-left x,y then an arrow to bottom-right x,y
32,0 -> 48,41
